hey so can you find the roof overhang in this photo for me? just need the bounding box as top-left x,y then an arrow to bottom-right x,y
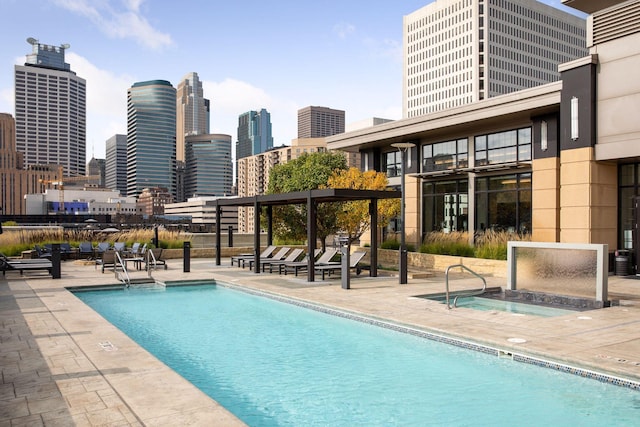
561,0 -> 623,14
326,82 -> 562,152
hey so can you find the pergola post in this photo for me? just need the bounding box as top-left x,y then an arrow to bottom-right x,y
307,191 -> 317,282
253,197 -> 261,274
369,199 -> 378,277
215,204 -> 221,266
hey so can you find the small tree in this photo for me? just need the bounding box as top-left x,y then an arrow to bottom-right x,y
326,167 -> 400,245
265,152 -> 348,249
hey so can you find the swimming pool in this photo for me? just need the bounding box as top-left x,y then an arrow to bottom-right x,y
74,283 -> 640,426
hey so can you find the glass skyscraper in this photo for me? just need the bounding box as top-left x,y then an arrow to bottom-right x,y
184,134 -> 232,197
14,38 -> 86,177
126,80 -> 176,199
236,109 -> 273,160
176,72 -> 210,163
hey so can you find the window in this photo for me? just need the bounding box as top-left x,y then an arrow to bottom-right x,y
475,173 -> 531,234
422,138 -> 468,172
384,151 -> 402,177
422,179 -> 468,236
475,127 -> 531,166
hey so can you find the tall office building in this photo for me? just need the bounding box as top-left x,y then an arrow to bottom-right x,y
14,38 -> 87,176
236,109 -> 273,160
105,134 -> 127,195
86,157 -> 105,187
184,134 -> 233,198
297,106 -> 345,138
126,80 -> 176,200
403,0 -> 587,117
176,72 -> 210,162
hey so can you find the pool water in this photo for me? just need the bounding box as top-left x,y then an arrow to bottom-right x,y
74,284 -> 640,426
424,295 -> 577,317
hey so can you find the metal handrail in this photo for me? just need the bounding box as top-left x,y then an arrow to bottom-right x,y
146,249 -> 157,277
114,251 -> 131,287
445,264 -> 487,309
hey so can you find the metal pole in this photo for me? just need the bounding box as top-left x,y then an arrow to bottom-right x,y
399,150 -> 408,284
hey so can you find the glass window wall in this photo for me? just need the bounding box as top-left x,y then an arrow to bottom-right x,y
475,173 -> 531,233
422,179 -> 468,236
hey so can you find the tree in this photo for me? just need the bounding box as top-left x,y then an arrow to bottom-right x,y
326,167 -> 400,245
265,152 -> 348,249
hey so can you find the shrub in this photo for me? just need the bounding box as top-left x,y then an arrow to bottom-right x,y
381,239 -> 400,250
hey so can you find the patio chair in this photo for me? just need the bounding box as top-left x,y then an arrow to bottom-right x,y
34,245 -> 52,259
95,249 -> 116,273
60,242 -> 75,260
246,247 -> 291,270
262,248 -> 304,273
95,242 -> 111,255
315,251 -> 368,280
281,248 -> 337,276
145,248 -> 167,270
113,242 -> 126,252
128,242 -> 141,256
78,241 -> 94,259
231,245 -> 276,267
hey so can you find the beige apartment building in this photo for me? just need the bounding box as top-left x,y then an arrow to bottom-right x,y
236,138 -> 359,233
328,0 -> 640,272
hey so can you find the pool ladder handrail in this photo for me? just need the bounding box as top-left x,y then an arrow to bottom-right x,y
445,264 -> 487,309
114,250 -> 131,287
146,249 -> 157,276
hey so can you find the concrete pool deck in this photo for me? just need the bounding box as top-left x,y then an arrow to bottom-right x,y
2,258 -> 640,425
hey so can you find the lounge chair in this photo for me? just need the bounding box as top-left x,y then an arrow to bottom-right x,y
95,249 -> 116,273
315,251 -> 368,280
281,248 -> 338,276
246,247 -> 291,270
0,256 -> 52,276
231,245 -> 276,267
78,241 -> 94,259
262,248 -> 304,273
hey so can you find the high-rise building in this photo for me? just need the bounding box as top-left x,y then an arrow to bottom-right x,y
297,106 -> 345,138
236,109 -> 273,160
184,134 -> 233,198
14,38 -> 87,176
176,72 -> 210,162
105,134 -> 127,196
0,113 -> 60,215
403,0 -> 587,117
126,80 -> 176,200
87,157 -> 105,187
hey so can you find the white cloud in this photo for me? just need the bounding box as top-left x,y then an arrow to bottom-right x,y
52,0 -> 173,50
333,22 -> 356,39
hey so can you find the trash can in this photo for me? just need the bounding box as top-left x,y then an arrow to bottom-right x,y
615,250 -> 631,276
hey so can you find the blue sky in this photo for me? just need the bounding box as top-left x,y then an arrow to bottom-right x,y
0,0 -> 583,161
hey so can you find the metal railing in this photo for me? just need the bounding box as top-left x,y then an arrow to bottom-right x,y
146,249 -> 157,277
114,251 -> 131,287
445,264 -> 487,309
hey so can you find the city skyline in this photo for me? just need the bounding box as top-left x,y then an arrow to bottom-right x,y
0,1 -> 584,162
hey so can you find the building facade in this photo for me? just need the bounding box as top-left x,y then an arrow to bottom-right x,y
0,113 -> 60,215
126,80 -> 177,199
105,134 -> 127,196
137,186 -> 173,216
403,0 -> 587,117
236,109 -> 273,160
87,157 -> 105,187
14,38 -> 86,177
24,188 -> 139,216
176,72 -> 210,163
184,134 -> 233,198
328,0 -> 640,272
297,106 -> 345,138
164,196 -> 238,232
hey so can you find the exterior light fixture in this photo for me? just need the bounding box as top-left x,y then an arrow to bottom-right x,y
390,142 -> 416,284
541,120 -> 548,151
571,96 -> 579,141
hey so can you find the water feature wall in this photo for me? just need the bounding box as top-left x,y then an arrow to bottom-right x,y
507,241 -> 608,303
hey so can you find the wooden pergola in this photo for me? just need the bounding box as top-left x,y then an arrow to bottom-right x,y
206,188 -> 401,282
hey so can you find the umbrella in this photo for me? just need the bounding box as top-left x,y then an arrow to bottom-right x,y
84,218 -> 98,223
101,227 -> 120,233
